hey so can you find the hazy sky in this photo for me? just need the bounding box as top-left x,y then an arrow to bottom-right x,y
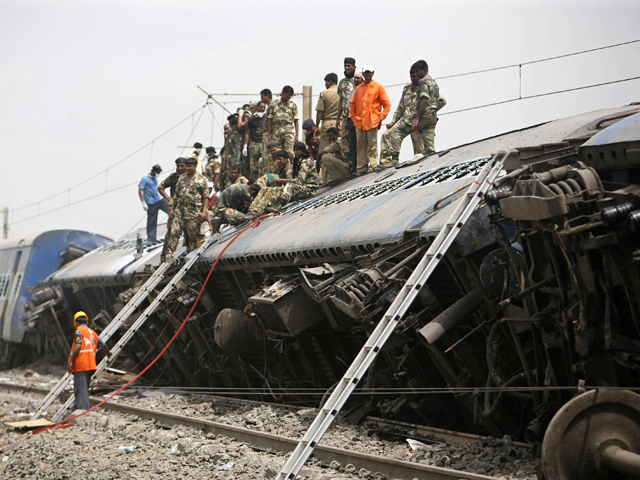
1,0 -> 639,239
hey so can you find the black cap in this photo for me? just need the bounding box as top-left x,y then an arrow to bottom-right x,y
205,146 -> 216,155
175,157 -> 187,164
194,142 -> 203,149
344,57 -> 356,66
302,119 -> 315,130
293,141 -> 306,152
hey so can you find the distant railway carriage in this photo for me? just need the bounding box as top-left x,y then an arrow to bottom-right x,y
0,230 -> 110,360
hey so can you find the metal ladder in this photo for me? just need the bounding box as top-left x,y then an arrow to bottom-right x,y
276,152 -> 508,480
32,235 -> 216,421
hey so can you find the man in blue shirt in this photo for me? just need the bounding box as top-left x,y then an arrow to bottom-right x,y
137,164 -> 169,244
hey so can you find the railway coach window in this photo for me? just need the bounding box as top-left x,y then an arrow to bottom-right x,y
12,274 -> 22,296
0,273 -> 11,298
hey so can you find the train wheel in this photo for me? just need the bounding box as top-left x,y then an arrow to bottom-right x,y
541,389 -> 640,479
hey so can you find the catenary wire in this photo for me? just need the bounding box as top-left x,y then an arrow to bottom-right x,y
11,104 -> 207,214
438,76 -> 640,116
11,104 -> 209,226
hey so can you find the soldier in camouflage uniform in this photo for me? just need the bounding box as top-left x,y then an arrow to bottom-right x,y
266,142 -> 319,212
248,149 -> 298,215
380,60 -> 443,166
213,183 -> 261,226
267,86 -> 299,156
158,158 -> 186,262
260,89 -> 273,170
244,101 -> 267,180
254,149 -> 293,188
222,116 -> 242,173
336,58 -> 357,168
263,141 -> 281,175
204,147 -> 221,188
222,167 -> 249,190
164,157 -> 210,259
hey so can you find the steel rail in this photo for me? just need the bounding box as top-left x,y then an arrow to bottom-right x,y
0,382 -> 493,480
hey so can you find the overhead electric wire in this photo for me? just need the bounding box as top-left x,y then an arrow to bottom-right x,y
11,104 -> 209,226
385,38 -> 640,87
11,104 -> 207,215
438,75 -> 640,116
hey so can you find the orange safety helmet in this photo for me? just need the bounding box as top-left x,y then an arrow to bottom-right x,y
73,311 -> 89,328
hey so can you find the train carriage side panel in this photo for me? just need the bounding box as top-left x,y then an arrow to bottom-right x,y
0,230 -> 111,343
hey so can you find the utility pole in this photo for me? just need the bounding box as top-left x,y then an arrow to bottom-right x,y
3,208 -> 8,239
303,86 -> 312,123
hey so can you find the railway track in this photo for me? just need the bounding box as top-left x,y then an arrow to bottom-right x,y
0,382 -> 498,480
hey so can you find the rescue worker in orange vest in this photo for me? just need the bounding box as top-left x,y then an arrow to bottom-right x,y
67,311 -> 111,411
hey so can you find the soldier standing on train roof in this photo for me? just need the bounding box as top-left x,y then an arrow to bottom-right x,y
157,157 -> 186,263
380,60 -> 443,165
164,157 -> 210,259
267,85 -> 299,156
67,311 -> 111,412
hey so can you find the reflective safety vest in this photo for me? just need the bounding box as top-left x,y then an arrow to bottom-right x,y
69,325 -> 98,372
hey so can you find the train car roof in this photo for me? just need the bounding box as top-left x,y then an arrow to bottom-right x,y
198,104 -> 640,267
0,230 -> 111,251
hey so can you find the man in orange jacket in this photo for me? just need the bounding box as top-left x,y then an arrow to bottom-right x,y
67,312 -> 111,411
349,65 -> 392,174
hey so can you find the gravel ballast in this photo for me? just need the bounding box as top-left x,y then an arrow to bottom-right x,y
0,364 -> 539,479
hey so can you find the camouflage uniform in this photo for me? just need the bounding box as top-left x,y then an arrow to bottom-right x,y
268,99 -> 298,156
281,157 -> 319,203
247,115 -> 266,180
222,174 -> 249,191
223,130 -> 242,171
158,172 -> 182,261
214,183 -> 253,225
337,77 -> 355,157
262,103 -> 272,168
164,173 -> 210,259
380,74 -> 440,165
248,186 -> 285,215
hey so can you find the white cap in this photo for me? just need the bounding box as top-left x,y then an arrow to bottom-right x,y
362,65 -> 374,73
354,70 -> 364,78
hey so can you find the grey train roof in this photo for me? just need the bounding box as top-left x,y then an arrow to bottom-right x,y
199,104 -> 640,268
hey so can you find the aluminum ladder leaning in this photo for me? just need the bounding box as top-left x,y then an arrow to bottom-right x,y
32,235 -> 216,421
276,152 -> 509,480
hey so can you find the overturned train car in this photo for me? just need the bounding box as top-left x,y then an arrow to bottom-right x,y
25,105 -> 640,448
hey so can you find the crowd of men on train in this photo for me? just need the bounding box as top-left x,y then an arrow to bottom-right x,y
137,58 -> 445,260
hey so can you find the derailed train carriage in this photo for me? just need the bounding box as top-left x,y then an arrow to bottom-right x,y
18,105 -> 640,460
